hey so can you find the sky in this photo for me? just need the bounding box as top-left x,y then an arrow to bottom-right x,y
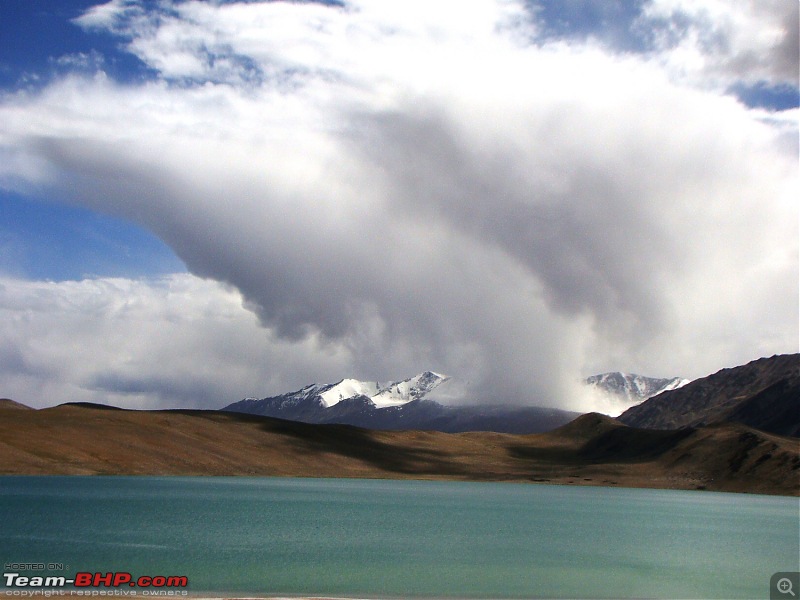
0,0 -> 797,411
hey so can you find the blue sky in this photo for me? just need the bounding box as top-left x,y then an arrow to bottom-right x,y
0,191 -> 185,279
0,0 -> 158,91
0,0 -> 797,410
1,1 -> 107,88
0,0 -> 176,280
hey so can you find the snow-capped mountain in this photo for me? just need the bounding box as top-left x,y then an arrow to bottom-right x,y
318,371 -> 450,408
231,371 -> 450,416
223,370 -> 692,432
584,372 -> 690,416
586,372 -> 690,401
222,371 -> 580,434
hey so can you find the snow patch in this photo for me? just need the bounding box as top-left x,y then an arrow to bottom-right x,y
583,372 -> 691,416
317,371 -> 450,408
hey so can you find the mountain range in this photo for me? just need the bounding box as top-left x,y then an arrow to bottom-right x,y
1,398 -> 796,495
224,371 -> 581,434
222,369 -> 688,433
1,354 -> 797,495
224,355 -> 798,437
249,370 -> 452,410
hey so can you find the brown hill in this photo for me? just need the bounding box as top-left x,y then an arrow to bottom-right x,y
618,354 -> 800,436
0,402 -> 796,496
548,411 -> 623,440
0,398 -> 34,410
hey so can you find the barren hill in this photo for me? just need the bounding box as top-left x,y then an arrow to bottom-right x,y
0,398 -> 34,410
618,354 -> 799,436
0,401 -> 796,496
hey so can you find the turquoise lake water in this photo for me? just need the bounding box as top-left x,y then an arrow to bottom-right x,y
0,476 -> 797,599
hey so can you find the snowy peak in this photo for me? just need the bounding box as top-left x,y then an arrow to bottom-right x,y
586,372 -> 690,402
372,371 -> 450,407
317,371 -> 450,408
319,379 -> 380,407
582,372 -> 690,417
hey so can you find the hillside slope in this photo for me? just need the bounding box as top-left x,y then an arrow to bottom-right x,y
618,354 -> 799,436
0,401 -> 796,496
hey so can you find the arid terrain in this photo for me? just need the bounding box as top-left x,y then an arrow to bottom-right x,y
1,399 -> 797,496
619,353 -> 800,436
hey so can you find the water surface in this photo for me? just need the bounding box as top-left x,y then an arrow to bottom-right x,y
1,476 -> 797,598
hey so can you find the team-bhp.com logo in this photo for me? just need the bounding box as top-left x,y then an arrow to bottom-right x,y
4,572 -> 187,592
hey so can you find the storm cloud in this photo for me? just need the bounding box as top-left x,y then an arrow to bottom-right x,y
0,0 -> 796,409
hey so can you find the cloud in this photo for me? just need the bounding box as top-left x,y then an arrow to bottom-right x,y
0,0 -> 796,410
0,275 -> 353,409
74,0 -> 147,32
640,0 -> 799,89
531,1 -> 798,96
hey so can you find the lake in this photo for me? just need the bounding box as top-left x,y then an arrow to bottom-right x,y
0,476 -> 797,598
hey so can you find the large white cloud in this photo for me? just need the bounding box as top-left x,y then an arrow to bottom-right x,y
0,275 -> 353,409
0,0 -> 796,410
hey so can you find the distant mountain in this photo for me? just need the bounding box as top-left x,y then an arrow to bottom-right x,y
618,354 -> 800,437
583,372 -> 689,416
226,371 -> 449,417
586,372 -> 689,402
291,371 -> 450,409
222,372 -> 580,434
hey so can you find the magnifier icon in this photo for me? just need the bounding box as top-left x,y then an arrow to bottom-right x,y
778,578 -> 796,596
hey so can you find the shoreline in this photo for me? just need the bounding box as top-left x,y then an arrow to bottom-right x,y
1,472 -> 797,498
